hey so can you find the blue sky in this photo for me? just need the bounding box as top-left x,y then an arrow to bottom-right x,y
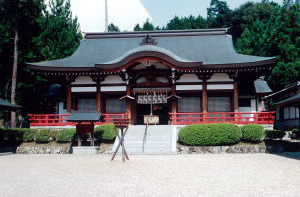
141,0 -> 283,27
70,0 -> 283,32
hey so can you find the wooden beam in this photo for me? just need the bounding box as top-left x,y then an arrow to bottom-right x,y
202,81 -> 208,113
66,84 -> 71,113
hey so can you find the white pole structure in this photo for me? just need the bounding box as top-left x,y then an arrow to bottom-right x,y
105,0 -> 108,32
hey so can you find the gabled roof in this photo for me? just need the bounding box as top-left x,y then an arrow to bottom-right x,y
276,93 -> 300,106
265,81 -> 300,99
0,98 -> 21,110
66,112 -> 101,122
28,28 -> 277,72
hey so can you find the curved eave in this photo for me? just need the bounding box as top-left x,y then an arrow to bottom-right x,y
27,57 -> 277,72
200,58 -> 277,69
27,63 -> 96,72
95,51 -> 203,71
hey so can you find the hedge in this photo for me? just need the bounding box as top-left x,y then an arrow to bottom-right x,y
241,124 -> 264,143
35,129 -> 51,143
265,129 -> 286,140
291,129 -> 300,139
56,129 -> 75,143
178,123 -> 242,146
95,124 -> 117,141
0,128 -> 38,145
21,128 -> 36,142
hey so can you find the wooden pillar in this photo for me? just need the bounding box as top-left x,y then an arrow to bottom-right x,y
96,84 -> 101,112
170,85 -> 177,114
66,84 -> 71,113
126,85 -> 132,121
233,79 -> 239,113
202,80 -> 208,113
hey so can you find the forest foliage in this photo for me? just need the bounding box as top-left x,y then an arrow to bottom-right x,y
134,0 -> 300,89
0,0 -> 300,118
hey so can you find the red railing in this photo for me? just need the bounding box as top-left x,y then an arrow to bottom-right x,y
29,113 -> 128,127
169,112 -> 275,125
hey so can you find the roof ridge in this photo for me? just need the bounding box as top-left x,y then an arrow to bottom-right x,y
84,28 -> 228,39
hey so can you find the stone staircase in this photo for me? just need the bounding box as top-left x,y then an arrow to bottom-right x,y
111,125 -> 176,154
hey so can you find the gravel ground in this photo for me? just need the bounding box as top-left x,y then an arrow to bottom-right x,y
0,154 -> 300,197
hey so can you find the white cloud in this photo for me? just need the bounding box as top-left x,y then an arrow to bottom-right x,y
70,0 -> 152,32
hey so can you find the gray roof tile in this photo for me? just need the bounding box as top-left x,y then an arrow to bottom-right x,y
254,79 -> 272,94
276,93 -> 300,105
66,112 -> 101,122
28,29 -> 276,70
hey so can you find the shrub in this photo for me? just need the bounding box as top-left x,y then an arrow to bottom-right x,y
56,129 -> 75,143
241,124 -> 264,143
178,123 -> 242,146
5,128 -> 24,142
265,129 -> 286,140
0,128 -> 7,143
50,130 -> 59,141
21,128 -> 36,142
95,124 -> 117,141
291,128 -> 300,139
35,129 -> 51,143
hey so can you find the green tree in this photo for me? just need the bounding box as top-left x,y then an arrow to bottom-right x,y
166,15 -> 207,30
133,19 -> 155,31
236,4 -> 300,89
0,0 -> 45,126
142,18 -> 154,31
36,0 -> 82,61
230,1 -> 279,41
134,23 -> 142,31
108,23 -> 120,32
207,0 -> 232,28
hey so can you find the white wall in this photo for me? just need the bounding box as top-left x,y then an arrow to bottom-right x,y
71,76 -> 96,85
101,86 -> 126,92
177,74 -> 202,83
101,75 -> 125,84
71,87 -> 97,93
207,84 -> 233,90
58,102 -> 67,114
176,85 -> 202,91
207,73 -> 233,82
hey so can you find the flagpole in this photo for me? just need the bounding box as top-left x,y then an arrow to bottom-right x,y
105,0 -> 108,32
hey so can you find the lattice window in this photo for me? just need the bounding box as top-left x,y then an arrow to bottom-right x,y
106,98 -> 126,113
208,97 -> 231,112
78,99 -> 96,111
178,97 -> 200,112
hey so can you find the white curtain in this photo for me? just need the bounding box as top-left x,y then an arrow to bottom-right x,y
178,97 -> 200,112
106,98 -> 126,113
208,97 -> 230,112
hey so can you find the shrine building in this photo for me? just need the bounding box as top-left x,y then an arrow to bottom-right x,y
28,28 -> 276,126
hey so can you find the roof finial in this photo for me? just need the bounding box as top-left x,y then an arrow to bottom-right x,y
105,0 -> 108,32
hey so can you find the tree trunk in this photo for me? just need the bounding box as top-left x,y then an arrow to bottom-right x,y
11,29 -> 19,128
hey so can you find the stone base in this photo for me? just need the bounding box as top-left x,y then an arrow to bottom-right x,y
177,144 -> 266,154
72,146 -> 99,154
17,142 -> 71,154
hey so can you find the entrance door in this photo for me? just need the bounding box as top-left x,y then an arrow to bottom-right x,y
136,104 -> 169,125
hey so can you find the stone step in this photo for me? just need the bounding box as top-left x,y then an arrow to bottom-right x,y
112,125 -> 176,154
